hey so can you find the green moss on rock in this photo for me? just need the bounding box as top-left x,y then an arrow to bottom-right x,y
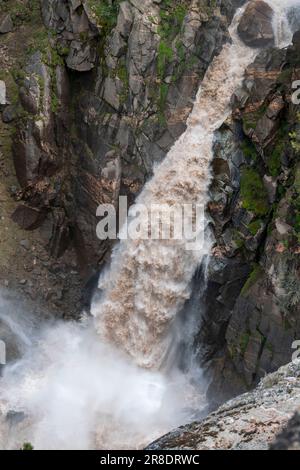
241,264 -> 264,296
87,0 -> 121,34
241,168 -> 269,216
248,219 -> 262,236
241,139 -> 257,161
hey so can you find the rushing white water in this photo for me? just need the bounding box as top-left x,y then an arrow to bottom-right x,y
91,7 -> 259,369
270,0 -> 298,47
0,0 -> 297,450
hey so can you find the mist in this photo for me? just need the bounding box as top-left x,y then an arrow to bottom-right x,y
0,291 -> 206,450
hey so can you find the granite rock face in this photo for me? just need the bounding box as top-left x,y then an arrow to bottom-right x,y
6,0 -> 241,305
194,32 -> 300,406
238,0 -> 275,48
147,361 -> 300,450
270,411 -> 300,450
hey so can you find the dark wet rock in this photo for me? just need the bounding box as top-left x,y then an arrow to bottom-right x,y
66,40 -> 96,72
1,105 -> 17,123
41,0 -> 99,72
238,1 -> 275,48
12,205 -> 47,230
270,411 -> 300,450
194,33 -> 300,407
10,0 -> 238,282
0,14 -> 13,34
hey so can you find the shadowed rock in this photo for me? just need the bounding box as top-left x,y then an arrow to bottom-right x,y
238,0 -> 275,48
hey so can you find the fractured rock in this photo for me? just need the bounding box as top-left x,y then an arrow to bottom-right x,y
238,1 -> 275,48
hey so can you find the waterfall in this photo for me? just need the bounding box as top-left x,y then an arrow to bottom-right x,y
0,1 -> 296,450
91,7 -> 258,369
270,0 -> 297,47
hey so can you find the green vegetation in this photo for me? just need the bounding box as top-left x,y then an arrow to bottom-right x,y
290,166 -> 300,242
233,229 -> 245,249
239,331 -> 251,355
248,219 -> 262,236
241,264 -> 264,295
157,1 -> 188,76
87,0 -> 121,34
266,139 -> 285,177
115,61 -> 129,104
242,103 -> 268,132
21,442 -> 34,451
157,42 -> 173,80
277,68 -> 292,86
265,123 -> 289,177
290,113 -> 300,153
240,168 -> 269,216
241,139 -> 257,161
156,1 -> 188,123
294,166 -> 300,193
2,0 -> 41,26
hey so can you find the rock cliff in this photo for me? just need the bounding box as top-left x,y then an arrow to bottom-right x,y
197,21 -> 300,406
0,0 -> 300,448
0,0 -> 244,318
147,361 -> 300,450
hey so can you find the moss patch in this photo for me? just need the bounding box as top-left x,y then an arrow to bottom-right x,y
241,139 -> 257,161
241,168 -> 269,216
239,331 -> 251,355
248,219 -> 262,236
241,264 -> 264,295
87,0 -> 121,34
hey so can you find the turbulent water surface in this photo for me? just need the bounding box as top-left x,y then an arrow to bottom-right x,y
0,1 -> 297,450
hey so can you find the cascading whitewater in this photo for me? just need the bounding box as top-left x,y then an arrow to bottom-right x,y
270,0 -> 299,47
91,7 -> 258,369
0,0 -> 297,451
92,0 -> 298,370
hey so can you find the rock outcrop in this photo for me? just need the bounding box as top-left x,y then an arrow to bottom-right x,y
0,14 -> 13,34
195,30 -> 300,406
0,0 -> 242,315
238,0 -> 275,48
147,361 -> 300,450
270,411 -> 300,450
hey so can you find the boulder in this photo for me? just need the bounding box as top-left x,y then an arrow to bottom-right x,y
11,205 -> 47,231
66,40 -> 96,71
2,105 -> 17,123
0,14 -> 13,34
238,1 -> 275,48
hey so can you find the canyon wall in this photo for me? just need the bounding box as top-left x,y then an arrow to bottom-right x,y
0,0 -> 243,319
198,26 -> 300,406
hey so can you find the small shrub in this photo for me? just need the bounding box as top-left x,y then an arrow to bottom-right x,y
21,442 -> 34,451
88,0 -> 121,33
248,219 -> 262,236
241,168 -> 269,216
